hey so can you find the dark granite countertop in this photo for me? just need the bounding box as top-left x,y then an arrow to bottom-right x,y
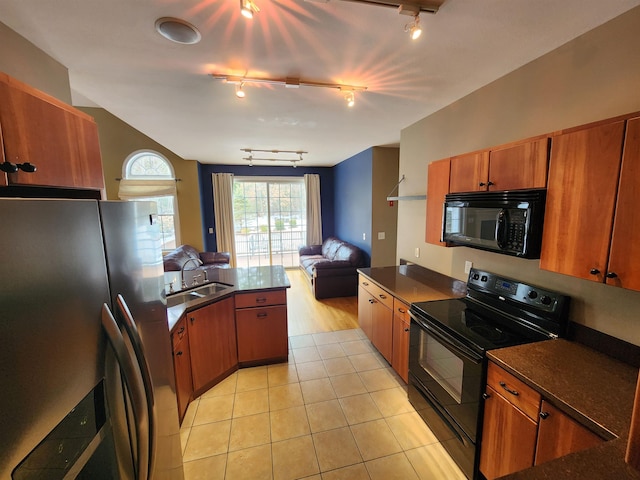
488,339 -> 640,480
165,265 -> 290,331
357,265 -> 467,305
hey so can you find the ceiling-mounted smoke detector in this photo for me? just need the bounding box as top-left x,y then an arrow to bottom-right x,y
155,17 -> 201,45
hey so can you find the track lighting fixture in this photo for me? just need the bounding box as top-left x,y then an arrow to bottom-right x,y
212,74 -> 366,106
241,149 -> 307,167
240,0 -> 260,18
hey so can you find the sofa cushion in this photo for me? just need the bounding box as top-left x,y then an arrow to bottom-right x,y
321,237 -> 343,261
199,251 -> 230,265
333,244 -> 362,266
163,245 -> 205,271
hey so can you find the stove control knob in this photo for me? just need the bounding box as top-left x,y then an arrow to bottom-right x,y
472,273 -> 480,280
527,290 -> 538,299
540,295 -> 552,305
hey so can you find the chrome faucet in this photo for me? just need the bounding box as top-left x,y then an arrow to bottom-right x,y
181,258 -> 203,289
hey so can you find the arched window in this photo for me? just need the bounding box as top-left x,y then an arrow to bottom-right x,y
119,150 -> 180,250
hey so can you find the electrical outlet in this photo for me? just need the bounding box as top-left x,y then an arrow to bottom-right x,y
415,247 -> 420,258
465,260 -> 473,274
208,227 -> 214,234
378,232 -> 385,240
363,233 -> 366,240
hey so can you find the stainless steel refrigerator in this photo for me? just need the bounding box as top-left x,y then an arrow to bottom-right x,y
0,198 -> 184,479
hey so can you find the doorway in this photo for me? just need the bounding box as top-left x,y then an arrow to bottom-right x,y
233,177 -> 306,268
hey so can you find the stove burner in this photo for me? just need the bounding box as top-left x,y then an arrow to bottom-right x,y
468,324 -> 507,343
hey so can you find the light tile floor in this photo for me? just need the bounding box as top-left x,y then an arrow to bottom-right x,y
180,328 -> 466,480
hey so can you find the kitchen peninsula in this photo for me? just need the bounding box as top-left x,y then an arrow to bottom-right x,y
166,265 -> 290,421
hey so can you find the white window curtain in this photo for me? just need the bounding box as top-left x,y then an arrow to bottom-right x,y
117,179 -> 177,199
212,173 -> 237,267
304,174 -> 323,245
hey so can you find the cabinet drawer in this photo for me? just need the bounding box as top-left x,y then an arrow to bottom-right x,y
487,362 -> 541,421
393,298 -> 410,322
359,276 -> 393,310
172,317 -> 187,350
235,289 -> 286,309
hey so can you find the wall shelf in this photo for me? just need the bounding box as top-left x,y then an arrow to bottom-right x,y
386,195 -> 427,201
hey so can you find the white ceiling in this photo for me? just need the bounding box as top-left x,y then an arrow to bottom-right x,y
1,0 -> 639,167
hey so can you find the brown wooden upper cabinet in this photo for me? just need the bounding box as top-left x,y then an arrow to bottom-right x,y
449,138 -> 549,193
425,158 -> 450,245
0,73 -> 104,193
540,117 -> 640,292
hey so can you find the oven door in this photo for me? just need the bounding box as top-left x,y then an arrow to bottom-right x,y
408,312 -> 484,443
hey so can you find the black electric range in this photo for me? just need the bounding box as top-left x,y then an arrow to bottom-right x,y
407,268 -> 570,479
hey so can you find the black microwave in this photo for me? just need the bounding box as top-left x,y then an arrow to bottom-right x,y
442,189 -> 546,258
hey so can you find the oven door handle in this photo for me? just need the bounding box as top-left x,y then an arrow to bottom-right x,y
410,313 -> 483,364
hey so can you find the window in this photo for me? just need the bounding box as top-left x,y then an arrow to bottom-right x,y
119,151 -> 180,250
232,177 -> 306,268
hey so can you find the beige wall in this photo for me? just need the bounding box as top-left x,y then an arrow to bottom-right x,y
371,147 -> 399,267
0,21 -> 204,252
398,6 -> 640,345
0,22 -> 71,103
79,107 -> 204,251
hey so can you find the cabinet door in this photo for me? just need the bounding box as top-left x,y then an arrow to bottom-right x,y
540,121 -> 625,281
391,307 -> 410,383
479,386 -> 538,480
0,75 -> 104,191
372,300 -> 393,363
358,283 -> 374,340
188,297 -> 237,393
488,138 -> 549,191
449,151 -> 490,193
425,158 -> 450,245
236,305 -> 288,363
608,117 -> 640,291
535,401 -> 603,465
172,319 -> 192,423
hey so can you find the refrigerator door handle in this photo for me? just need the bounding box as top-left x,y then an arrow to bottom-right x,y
115,294 -> 157,478
102,304 -> 150,480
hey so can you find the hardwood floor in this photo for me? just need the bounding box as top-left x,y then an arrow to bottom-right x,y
285,268 -> 359,336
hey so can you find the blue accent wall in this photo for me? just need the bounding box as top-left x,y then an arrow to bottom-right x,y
198,164 -> 335,251
333,148 -> 372,265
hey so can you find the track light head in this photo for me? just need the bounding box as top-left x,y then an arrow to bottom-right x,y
345,91 -> 355,107
405,14 -> 422,40
240,0 -> 259,18
235,83 -> 246,98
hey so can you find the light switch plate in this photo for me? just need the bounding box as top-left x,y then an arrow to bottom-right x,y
378,232 -> 385,240
465,260 -> 473,274
415,247 -> 420,258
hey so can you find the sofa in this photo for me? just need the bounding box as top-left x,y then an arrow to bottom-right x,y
163,244 -> 230,272
298,236 -> 365,299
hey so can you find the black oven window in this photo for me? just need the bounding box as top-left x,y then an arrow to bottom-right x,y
419,332 -> 464,403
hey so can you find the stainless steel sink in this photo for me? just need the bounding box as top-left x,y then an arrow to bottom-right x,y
166,282 -> 232,308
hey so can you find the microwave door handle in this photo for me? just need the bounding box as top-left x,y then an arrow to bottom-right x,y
496,209 -> 508,249
101,304 -> 150,480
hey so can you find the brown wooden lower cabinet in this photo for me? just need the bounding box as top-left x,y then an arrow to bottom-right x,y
187,297 -> 237,394
358,276 -> 393,363
535,400 -> 603,465
235,289 -> 288,364
171,316 -> 192,423
391,298 -> 410,383
480,385 -> 538,480
480,362 -> 604,479
172,289 -> 290,423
